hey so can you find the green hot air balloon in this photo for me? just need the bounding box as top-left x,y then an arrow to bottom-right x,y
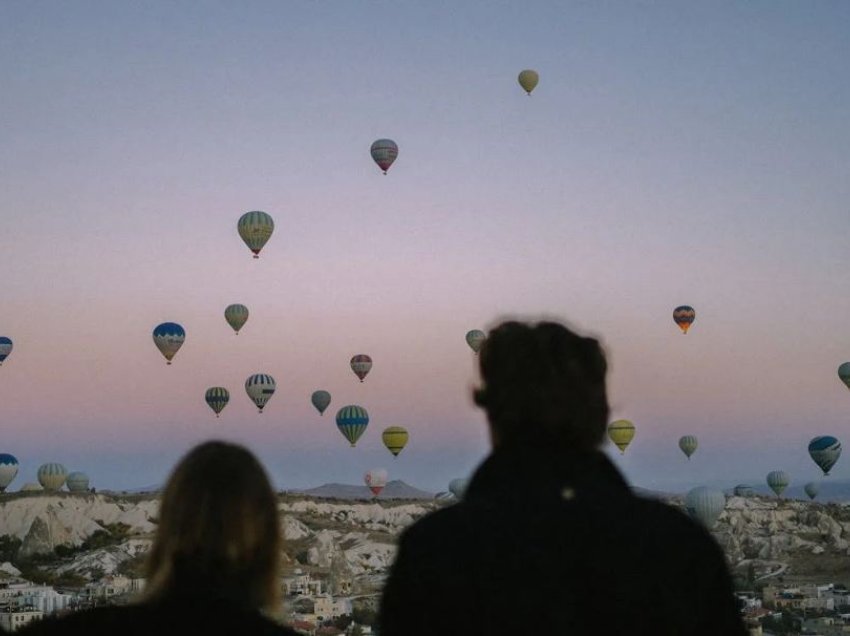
678,435 -> 698,460
66,472 -> 90,493
224,304 -> 249,334
808,436 -> 841,476
238,211 -> 274,259
838,363 -> 850,391
205,387 -> 230,417
685,487 -> 726,528
804,482 -> 820,500
336,405 -> 369,447
37,463 -> 68,492
517,69 -> 539,95
767,470 -> 790,498
311,390 -> 331,415
465,330 -> 486,354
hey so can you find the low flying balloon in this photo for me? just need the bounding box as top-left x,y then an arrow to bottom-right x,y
364,468 -> 388,496
382,426 -> 409,457
205,387 -> 230,417
238,211 -> 274,259
838,363 -> 850,390
336,405 -> 369,447
685,487 -> 726,528
678,435 -> 698,460
224,304 -> 249,334
152,323 -> 185,365
804,482 -> 820,500
37,463 -> 68,492
808,436 -> 842,476
448,478 -> 469,499
673,306 -> 696,334
465,330 -> 486,354
733,484 -> 755,497
66,472 -> 90,493
607,420 -> 635,454
370,139 -> 398,174
0,337 -> 12,365
245,374 -> 276,413
517,69 -> 539,95
350,355 -> 372,383
767,470 -> 789,497
0,454 -> 19,492
311,390 -> 331,415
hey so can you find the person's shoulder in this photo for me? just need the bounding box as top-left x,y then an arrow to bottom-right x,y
631,495 -> 727,554
397,502 -> 470,551
20,605 -> 139,635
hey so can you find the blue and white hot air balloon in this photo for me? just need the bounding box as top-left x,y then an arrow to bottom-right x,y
152,323 -> 185,365
685,487 -> 726,528
66,472 -> 90,493
245,374 -> 276,413
37,463 -> 68,492
0,337 -> 12,365
0,454 -> 19,492
808,436 -> 842,476
336,405 -> 369,447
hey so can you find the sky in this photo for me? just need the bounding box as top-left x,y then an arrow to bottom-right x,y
1,1 -> 849,493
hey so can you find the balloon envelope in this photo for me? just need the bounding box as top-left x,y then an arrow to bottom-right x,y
838,362 -> 850,390
66,472 -> 90,493
767,470 -> 790,497
336,405 -> 369,447
152,323 -> 185,364
37,463 -> 68,492
311,390 -> 331,415
733,484 -> 755,497
245,374 -> 276,413
607,420 -> 635,454
517,69 -> 539,95
350,355 -> 373,382
205,387 -> 230,417
0,454 -> 19,492
808,436 -> 841,476
0,337 -> 12,365
224,304 -> 249,334
804,482 -> 820,500
382,426 -> 409,457
237,211 -> 274,258
685,487 -> 726,528
678,435 -> 698,459
673,306 -> 696,334
465,330 -> 486,354
364,468 -> 388,496
370,139 -> 398,174
448,478 -> 469,499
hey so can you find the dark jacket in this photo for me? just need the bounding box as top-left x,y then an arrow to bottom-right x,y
19,595 -> 298,636
379,445 -> 747,635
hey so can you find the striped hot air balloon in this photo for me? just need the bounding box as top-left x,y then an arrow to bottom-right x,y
66,472 -> 90,493
370,139 -> 398,174
449,478 -> 469,499
205,387 -> 230,417
37,463 -> 68,492
245,374 -> 276,413
336,405 -> 369,447
382,426 -> 409,457
685,487 -> 726,528
808,436 -> 842,476
678,435 -> 698,460
673,306 -> 696,334
350,355 -> 372,382
465,330 -> 486,354
0,337 -> 13,365
0,454 -> 19,492
767,470 -> 790,497
238,211 -> 274,259
607,420 -> 635,454
311,390 -> 331,415
224,304 -> 249,334
152,323 -> 185,365
364,468 -> 388,496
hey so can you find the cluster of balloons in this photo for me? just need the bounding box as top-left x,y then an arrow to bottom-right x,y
0,457 -> 91,495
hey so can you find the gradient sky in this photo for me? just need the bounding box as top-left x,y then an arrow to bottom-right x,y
1,1 -> 849,493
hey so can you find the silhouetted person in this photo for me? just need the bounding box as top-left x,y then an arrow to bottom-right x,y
379,320 -> 746,636
23,441 -> 297,636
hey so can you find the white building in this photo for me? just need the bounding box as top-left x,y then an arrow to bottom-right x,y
313,595 -> 352,621
0,608 -> 44,633
283,569 -> 323,596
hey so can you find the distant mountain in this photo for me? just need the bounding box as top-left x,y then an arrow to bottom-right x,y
725,478 -> 850,503
292,480 -> 434,500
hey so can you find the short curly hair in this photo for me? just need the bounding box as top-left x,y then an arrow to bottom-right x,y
473,320 -> 609,451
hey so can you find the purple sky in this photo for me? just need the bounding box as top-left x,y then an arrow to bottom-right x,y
1,1 -> 849,493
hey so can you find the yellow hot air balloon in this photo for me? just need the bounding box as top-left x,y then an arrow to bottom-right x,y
607,420 -> 635,454
518,69 -> 539,95
382,426 -> 409,457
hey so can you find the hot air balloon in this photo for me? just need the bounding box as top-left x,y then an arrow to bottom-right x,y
311,390 -> 331,415
517,69 -> 539,95
838,363 -> 850,390
0,337 -> 12,365
0,454 -> 19,492
224,304 -> 249,334
37,463 -> 68,491
808,436 -> 841,476
448,478 -> 469,499
767,470 -> 789,497
685,487 -> 726,528
678,435 -> 698,460
370,139 -> 398,175
364,468 -> 388,496
336,405 -> 369,447
238,211 -> 274,259
804,482 -> 820,500
66,472 -> 90,493
607,420 -> 635,454
465,330 -> 486,354
673,306 -> 696,334
245,374 -> 276,413
205,387 -> 230,417
152,322 -> 185,365
733,484 -> 755,497
382,426 -> 409,457
350,355 -> 372,383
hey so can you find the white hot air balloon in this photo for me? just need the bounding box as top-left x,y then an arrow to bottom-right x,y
364,468 -> 388,496
685,487 -> 726,528
245,374 -> 276,413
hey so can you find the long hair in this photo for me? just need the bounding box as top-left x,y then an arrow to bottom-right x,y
473,320 -> 609,451
143,441 -> 281,612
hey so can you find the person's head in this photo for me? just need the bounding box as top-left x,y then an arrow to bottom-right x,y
144,440 -> 281,612
473,320 -> 609,452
